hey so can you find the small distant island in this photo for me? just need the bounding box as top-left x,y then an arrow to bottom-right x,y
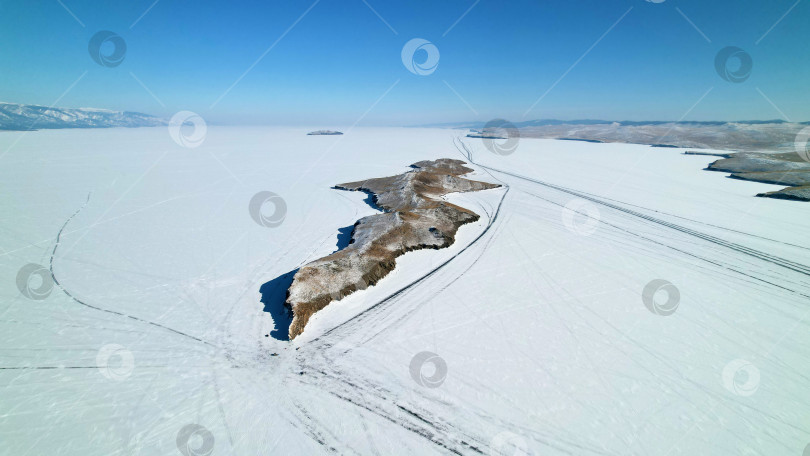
467,129 -> 507,139
466,132 -> 505,140
307,130 -> 343,136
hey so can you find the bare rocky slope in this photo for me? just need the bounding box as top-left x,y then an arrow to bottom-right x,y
705,152 -> 810,201
284,159 -> 500,340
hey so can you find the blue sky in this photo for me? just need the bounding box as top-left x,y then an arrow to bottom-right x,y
0,0 -> 808,125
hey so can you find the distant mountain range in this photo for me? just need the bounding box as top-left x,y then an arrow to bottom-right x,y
0,102 -> 166,131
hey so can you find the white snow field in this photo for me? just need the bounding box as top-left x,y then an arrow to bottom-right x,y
1,126 -> 809,455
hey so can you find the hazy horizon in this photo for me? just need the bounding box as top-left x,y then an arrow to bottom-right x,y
3,100 -> 810,128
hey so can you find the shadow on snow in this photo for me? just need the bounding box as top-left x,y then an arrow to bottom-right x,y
259,268 -> 298,341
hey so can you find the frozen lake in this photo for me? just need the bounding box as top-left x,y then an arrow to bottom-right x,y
1,126 -> 809,455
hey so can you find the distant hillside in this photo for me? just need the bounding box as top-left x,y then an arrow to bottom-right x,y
416,119 -> 810,129
419,119 -> 810,153
0,102 -> 166,131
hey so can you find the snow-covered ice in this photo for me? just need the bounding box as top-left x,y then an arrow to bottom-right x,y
1,126 -> 809,455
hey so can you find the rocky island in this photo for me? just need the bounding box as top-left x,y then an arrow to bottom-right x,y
284,159 -> 500,339
466,132 -> 505,140
307,130 -> 343,135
